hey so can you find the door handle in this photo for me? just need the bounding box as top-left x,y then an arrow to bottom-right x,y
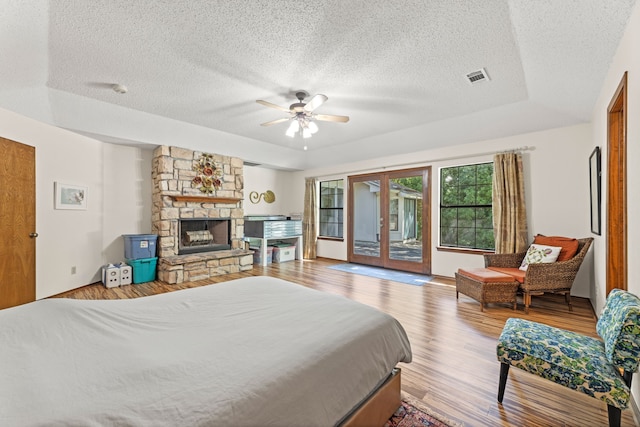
29,233 -> 38,238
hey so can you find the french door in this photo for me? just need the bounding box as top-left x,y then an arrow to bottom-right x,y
347,167 -> 431,275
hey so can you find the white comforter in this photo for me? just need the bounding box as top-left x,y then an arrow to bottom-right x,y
1,276 -> 412,426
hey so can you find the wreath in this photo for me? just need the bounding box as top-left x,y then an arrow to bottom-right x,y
192,153 -> 222,193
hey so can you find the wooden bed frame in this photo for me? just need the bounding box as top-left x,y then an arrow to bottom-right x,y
341,368 -> 402,427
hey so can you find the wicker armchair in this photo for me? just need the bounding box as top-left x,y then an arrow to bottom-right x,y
484,238 -> 593,313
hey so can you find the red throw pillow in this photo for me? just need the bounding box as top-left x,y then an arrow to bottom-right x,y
533,234 -> 579,261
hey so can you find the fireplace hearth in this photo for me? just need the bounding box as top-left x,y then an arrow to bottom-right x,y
179,218 -> 231,255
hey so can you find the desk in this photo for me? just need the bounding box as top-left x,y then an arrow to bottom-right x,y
244,217 -> 303,266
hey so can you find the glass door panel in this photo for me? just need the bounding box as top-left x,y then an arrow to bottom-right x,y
387,174 -> 423,264
350,179 -> 382,264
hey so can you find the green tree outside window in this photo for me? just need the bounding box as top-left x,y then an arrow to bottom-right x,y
440,163 -> 494,250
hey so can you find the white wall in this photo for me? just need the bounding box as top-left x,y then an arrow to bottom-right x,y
0,108 -> 103,298
0,107 -> 155,299
289,123 -> 594,296
590,0 -> 640,311
102,144 -> 153,265
243,166 -> 296,217
589,0 -> 640,410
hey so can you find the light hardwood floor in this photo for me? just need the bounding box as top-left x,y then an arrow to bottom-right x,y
54,258 -> 638,426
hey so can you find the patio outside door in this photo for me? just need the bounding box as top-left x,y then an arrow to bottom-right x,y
348,167 -> 431,275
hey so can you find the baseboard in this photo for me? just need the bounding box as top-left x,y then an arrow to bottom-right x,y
631,395 -> 640,426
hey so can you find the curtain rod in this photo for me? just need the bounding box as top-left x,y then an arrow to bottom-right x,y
308,146 -> 535,180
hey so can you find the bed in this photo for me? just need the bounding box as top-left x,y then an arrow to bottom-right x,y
0,276 -> 412,426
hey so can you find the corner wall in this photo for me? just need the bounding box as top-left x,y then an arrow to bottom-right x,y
589,0 -> 640,411
0,107 -> 155,299
590,0 -> 640,312
102,143 -> 154,268
0,107 -> 102,298
243,165 -> 296,217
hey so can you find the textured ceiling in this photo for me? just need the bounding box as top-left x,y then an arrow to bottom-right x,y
0,0 -> 637,169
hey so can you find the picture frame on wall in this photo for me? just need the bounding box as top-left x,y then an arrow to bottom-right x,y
54,182 -> 87,210
589,147 -> 601,235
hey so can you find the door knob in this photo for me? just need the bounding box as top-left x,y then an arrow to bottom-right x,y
29,232 -> 38,238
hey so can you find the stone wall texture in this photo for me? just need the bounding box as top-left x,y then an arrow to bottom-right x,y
151,145 -> 252,283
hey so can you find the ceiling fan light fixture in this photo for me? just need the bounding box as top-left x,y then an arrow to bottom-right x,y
256,91 -> 349,145
285,120 -> 299,137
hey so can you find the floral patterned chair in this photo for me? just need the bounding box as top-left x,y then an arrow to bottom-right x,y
496,288 -> 640,427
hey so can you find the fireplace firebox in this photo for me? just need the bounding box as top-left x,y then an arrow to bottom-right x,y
179,218 -> 231,255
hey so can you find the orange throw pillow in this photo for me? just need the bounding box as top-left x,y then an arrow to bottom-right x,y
533,234 -> 579,261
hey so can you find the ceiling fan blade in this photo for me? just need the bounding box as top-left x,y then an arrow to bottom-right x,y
303,94 -> 328,113
256,99 -> 291,112
314,114 -> 350,123
260,117 -> 290,127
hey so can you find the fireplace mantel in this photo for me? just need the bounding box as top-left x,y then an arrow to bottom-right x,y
171,195 -> 242,204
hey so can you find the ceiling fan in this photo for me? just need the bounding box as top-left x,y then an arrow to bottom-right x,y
256,91 -> 349,138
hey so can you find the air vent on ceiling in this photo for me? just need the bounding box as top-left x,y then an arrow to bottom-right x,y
466,68 -> 490,84
243,161 -> 261,167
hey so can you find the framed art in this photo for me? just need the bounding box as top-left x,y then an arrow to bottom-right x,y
589,147 -> 601,235
54,182 -> 87,210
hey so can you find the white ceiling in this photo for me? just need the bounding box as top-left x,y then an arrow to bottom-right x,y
0,0 -> 637,170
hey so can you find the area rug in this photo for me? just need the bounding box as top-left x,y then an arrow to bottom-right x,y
385,395 -> 463,427
328,263 -> 433,286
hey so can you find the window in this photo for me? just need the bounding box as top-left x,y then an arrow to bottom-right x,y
319,179 -> 344,238
440,163 -> 494,250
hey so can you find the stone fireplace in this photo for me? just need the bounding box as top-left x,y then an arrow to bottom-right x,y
151,146 -> 253,284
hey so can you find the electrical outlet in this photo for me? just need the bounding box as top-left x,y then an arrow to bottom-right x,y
71,266 -> 77,275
